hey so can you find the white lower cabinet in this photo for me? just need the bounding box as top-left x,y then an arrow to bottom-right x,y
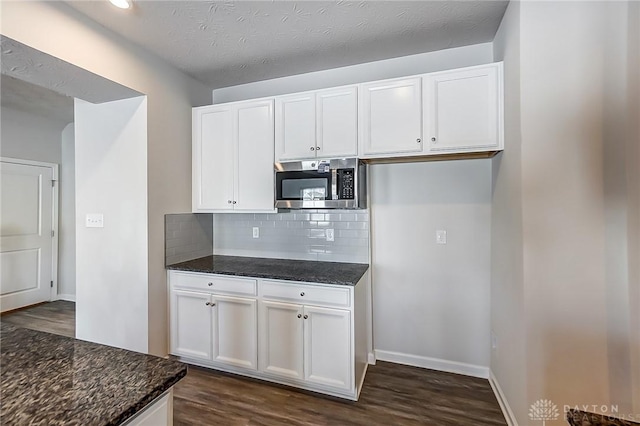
169,271 -> 368,400
258,300 -> 304,380
303,306 -> 351,390
258,302 -> 351,391
170,286 -> 257,370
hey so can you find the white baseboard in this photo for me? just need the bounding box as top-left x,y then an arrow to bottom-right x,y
489,370 -> 518,426
56,294 -> 76,302
374,349 -> 489,379
368,352 -> 376,365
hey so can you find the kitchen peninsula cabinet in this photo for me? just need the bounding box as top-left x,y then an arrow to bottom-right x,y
275,85 -> 358,161
192,98 -> 274,212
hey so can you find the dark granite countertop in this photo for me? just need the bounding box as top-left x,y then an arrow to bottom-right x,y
167,255 -> 369,286
0,323 -> 187,426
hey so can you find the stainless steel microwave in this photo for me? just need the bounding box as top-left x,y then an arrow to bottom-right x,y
274,158 -> 367,209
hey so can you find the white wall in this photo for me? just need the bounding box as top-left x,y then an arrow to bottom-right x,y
59,123 -> 75,300
75,96 -> 148,353
490,1 -> 640,423
490,1 -> 527,423
371,160 -> 492,376
213,43 -> 494,102
0,106 -> 66,163
1,1 -> 211,356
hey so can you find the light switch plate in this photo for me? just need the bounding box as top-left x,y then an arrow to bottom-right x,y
86,213 -> 104,228
436,229 -> 447,244
252,227 -> 260,238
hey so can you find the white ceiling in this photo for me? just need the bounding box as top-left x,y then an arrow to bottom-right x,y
66,0 -> 508,89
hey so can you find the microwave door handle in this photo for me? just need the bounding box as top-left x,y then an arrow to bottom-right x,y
331,169 -> 338,200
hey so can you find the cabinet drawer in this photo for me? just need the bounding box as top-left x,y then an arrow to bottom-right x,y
260,281 -> 351,308
170,272 -> 257,296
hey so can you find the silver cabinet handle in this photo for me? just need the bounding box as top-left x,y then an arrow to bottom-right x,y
297,314 -> 302,318
211,303 -> 216,307
233,201 -> 237,204
417,138 -> 421,143
310,147 -> 315,151
431,137 -> 436,142
316,146 -> 320,151
208,282 -> 213,287
300,292 -> 305,297
303,315 -> 308,319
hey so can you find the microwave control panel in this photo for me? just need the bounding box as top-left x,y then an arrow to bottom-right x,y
337,169 -> 355,199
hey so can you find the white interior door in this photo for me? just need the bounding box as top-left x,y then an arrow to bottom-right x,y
0,160 -> 54,312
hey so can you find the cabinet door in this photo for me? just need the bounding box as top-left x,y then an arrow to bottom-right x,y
193,106 -> 234,211
235,100 -> 275,211
316,86 -> 358,158
170,290 -> 212,360
275,93 -> 316,161
212,295 -> 257,370
359,78 -> 423,157
258,300 -> 304,380
425,64 -> 502,151
303,306 -> 352,390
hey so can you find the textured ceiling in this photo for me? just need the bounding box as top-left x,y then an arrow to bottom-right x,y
1,74 -> 74,124
1,36 -> 141,104
66,0 -> 508,89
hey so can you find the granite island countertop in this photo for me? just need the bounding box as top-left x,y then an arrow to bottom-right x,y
0,323 -> 187,426
167,255 -> 369,286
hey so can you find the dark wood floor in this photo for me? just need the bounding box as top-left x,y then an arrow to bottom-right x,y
3,301 -> 506,426
1,300 -> 75,338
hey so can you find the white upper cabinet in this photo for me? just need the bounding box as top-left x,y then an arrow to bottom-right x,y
315,86 -> 358,159
275,86 -> 358,162
358,77 -> 423,157
235,100 -> 275,211
424,63 -> 503,152
193,99 -> 275,213
275,93 -> 316,161
193,105 -> 234,211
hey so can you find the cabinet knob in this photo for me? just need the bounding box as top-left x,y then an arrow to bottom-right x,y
431,137 -> 436,142
228,200 -> 232,204
211,303 -> 216,307
303,315 -> 308,320
300,292 -> 305,297
208,282 -> 213,287
205,302 -> 211,306
233,201 -> 237,204
316,146 -> 320,151
297,314 -> 302,319
310,147 -> 315,151
417,138 -> 421,143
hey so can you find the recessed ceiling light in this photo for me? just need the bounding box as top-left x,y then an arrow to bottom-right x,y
109,0 -> 132,9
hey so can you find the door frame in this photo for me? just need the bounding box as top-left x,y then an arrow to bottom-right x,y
1,157 -> 59,302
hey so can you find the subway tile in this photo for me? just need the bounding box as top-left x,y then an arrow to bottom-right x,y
309,229 -> 326,239
316,221 -> 332,228
310,213 -> 324,221
294,213 -> 310,221
339,213 -> 356,221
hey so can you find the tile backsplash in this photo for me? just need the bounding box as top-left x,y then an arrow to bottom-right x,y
213,209 -> 369,264
165,213 -> 213,266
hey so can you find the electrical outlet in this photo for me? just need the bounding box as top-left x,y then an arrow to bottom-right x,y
325,228 -> 334,242
436,229 -> 447,244
252,227 -> 259,239
86,213 -> 104,228
491,331 -> 498,350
